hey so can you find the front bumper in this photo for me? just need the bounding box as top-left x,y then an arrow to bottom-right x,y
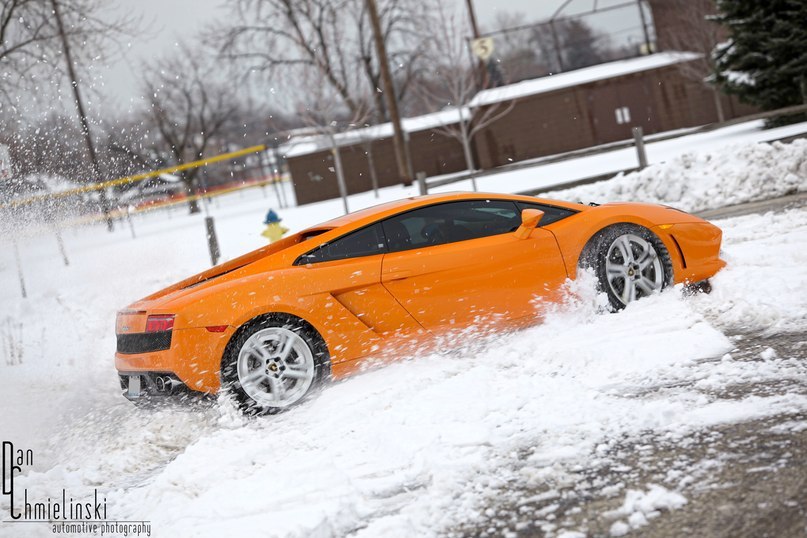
652,221 -> 726,284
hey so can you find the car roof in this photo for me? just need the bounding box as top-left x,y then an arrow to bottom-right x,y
307,192 -> 584,232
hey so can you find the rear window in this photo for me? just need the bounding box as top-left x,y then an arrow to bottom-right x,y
296,224 -> 386,264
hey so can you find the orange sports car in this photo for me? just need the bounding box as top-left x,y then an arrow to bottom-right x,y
115,192 -> 725,413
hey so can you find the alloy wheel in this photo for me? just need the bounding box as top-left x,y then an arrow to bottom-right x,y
236,327 -> 315,408
605,233 -> 664,306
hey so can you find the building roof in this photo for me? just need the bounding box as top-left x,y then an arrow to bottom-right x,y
281,107 -> 469,158
280,52 -> 701,160
469,52 -> 701,107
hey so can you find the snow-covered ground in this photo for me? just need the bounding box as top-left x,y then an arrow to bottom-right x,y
1,138 -> 806,537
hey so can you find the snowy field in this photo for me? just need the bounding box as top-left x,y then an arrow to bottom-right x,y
1,138 -> 806,537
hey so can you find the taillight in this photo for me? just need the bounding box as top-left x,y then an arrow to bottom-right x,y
145,314 -> 175,333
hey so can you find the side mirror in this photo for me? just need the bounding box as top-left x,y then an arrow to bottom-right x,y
514,209 -> 544,240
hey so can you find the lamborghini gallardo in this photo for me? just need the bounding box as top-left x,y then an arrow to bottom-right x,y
115,192 -> 725,413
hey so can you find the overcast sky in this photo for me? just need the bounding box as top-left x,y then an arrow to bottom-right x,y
99,0 -> 581,109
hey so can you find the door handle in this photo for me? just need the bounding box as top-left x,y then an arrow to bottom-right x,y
383,270 -> 412,281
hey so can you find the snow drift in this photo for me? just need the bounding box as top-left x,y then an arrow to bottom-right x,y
544,139 -> 807,212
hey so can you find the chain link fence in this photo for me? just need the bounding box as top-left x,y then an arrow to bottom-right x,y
481,1 -> 656,85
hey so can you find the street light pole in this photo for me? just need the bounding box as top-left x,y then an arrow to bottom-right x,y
365,0 -> 412,186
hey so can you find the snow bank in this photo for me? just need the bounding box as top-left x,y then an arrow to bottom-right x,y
544,139 -> 807,212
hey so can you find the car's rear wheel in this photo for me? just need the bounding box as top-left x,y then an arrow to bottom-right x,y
585,224 -> 673,310
221,315 -> 329,414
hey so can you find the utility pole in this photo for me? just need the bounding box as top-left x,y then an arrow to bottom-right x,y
365,0 -> 412,186
51,0 -> 114,231
465,0 -> 481,39
637,0 -> 653,54
465,0 -> 485,89
465,0 -> 500,89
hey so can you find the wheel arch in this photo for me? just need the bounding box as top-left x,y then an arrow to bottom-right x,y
553,215 -> 684,280
576,221 -> 679,271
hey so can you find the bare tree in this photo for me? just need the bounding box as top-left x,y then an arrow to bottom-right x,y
0,0 -> 138,232
560,19 -> 609,70
655,0 -> 726,122
288,63 -> 376,213
528,18 -> 612,73
140,43 -> 240,214
415,2 -> 513,191
3,112 -> 88,180
485,11 -> 547,83
353,0 -> 427,119
0,0 -> 136,106
0,0 -> 55,104
218,0 -> 427,123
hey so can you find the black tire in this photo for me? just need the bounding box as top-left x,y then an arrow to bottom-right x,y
221,314 -> 330,415
580,224 -> 673,311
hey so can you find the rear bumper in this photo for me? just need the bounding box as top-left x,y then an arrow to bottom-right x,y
119,371 -> 192,401
115,326 -> 236,394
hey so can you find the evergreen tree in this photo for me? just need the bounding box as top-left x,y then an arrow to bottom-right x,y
713,0 -> 807,125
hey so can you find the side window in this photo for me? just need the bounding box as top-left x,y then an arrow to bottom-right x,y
516,202 -> 577,226
382,200 -> 521,252
296,223 -> 386,264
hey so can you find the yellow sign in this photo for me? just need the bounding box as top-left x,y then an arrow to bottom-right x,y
471,37 -> 495,61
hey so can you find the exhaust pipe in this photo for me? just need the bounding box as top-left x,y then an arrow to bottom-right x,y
155,375 -> 173,393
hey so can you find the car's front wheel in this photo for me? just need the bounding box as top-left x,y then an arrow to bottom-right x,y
585,224 -> 673,310
221,315 -> 329,414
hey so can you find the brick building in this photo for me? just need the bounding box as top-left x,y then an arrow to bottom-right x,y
471,52 -> 753,169
283,110 -> 469,206
647,0 -> 722,52
284,0 -> 755,206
